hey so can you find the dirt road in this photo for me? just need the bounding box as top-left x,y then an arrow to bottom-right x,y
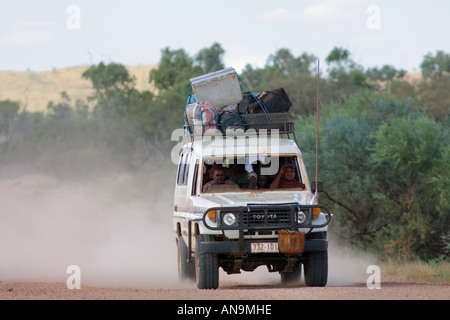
1,279 -> 448,300
1,175 -> 448,302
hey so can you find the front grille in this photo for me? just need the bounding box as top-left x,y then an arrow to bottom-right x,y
241,203 -> 296,229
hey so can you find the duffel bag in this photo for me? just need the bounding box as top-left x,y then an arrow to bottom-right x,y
218,106 -> 244,132
248,88 -> 292,114
185,102 -> 201,126
237,91 -> 257,114
201,102 -> 218,132
185,102 -> 218,133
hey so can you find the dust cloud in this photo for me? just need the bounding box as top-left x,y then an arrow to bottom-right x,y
218,234 -> 379,287
327,233 -> 379,286
0,172 -> 181,289
0,171 -> 378,289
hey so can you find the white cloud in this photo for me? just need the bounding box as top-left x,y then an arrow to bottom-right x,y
1,21 -> 56,46
225,53 -> 267,73
258,3 -> 357,24
1,30 -> 54,45
351,33 -> 385,44
8,21 -> 57,29
258,8 -> 302,22
301,3 -> 356,21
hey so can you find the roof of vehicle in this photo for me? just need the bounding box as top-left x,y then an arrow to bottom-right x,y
181,136 -> 301,157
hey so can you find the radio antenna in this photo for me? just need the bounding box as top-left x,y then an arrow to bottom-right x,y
315,60 -> 320,195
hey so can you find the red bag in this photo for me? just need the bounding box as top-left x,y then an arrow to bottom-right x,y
185,102 -> 218,133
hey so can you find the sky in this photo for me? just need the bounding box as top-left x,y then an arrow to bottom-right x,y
1,0 -> 449,74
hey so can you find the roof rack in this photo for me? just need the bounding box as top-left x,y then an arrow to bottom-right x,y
183,119 -> 297,145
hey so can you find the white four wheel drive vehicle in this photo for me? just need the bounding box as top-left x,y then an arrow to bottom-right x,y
173,127 -> 332,289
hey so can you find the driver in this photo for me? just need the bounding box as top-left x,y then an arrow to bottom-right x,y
270,163 -> 306,190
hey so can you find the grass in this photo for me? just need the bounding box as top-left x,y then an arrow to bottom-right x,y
381,259 -> 450,285
0,65 -> 156,113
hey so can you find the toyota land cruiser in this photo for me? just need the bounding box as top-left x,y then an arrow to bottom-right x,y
173,122 -> 332,289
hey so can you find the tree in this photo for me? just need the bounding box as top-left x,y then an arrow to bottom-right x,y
371,116 -> 449,259
325,47 -> 351,72
0,99 -> 20,156
82,62 -> 136,119
47,92 -> 72,121
0,100 -> 20,136
195,42 -> 225,74
266,48 -> 317,77
415,73 -> 450,122
306,92 -> 403,248
325,46 -> 371,92
82,62 -> 135,100
149,48 -> 202,91
239,48 -> 317,91
420,50 -> 450,78
366,65 -> 407,81
294,91 -> 450,259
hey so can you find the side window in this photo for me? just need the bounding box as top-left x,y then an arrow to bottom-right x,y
191,162 -> 199,196
176,153 -> 185,186
176,152 -> 192,186
183,153 -> 191,186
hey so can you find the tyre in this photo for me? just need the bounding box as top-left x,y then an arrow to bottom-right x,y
280,263 -> 302,285
195,234 -> 219,289
177,236 -> 195,281
304,232 -> 328,287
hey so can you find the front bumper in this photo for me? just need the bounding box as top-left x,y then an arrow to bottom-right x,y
198,238 -> 328,255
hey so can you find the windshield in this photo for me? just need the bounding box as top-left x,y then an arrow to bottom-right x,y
201,155 -> 306,193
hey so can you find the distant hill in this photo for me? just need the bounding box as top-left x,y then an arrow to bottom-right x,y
0,65 -> 422,113
0,65 -> 157,113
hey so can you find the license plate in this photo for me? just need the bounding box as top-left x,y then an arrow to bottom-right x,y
250,242 -> 279,253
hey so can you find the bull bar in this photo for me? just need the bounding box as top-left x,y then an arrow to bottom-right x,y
197,203 -> 332,255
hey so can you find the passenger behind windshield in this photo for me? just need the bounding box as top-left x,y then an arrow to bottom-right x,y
201,156 -> 305,192
203,166 -> 239,192
270,163 -> 306,190
228,163 -> 257,189
257,174 -> 270,189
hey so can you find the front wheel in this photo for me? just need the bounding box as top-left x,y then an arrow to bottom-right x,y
304,232 -> 328,287
195,234 -> 219,289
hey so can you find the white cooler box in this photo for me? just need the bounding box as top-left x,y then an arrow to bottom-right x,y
190,67 -> 242,109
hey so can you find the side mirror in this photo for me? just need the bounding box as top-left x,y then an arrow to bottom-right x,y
311,181 -> 324,193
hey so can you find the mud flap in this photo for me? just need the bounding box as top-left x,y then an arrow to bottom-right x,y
278,230 -> 305,255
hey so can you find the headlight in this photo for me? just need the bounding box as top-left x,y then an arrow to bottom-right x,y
297,211 -> 307,224
222,212 -> 237,226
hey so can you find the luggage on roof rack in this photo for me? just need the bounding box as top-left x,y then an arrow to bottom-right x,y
184,68 -> 296,140
246,88 -> 292,114
185,101 -> 218,134
190,67 -> 242,110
